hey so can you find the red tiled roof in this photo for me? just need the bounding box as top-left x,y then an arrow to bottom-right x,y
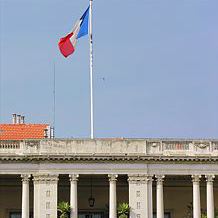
0,124 -> 48,140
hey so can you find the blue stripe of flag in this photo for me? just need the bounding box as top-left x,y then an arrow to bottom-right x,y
77,6 -> 90,39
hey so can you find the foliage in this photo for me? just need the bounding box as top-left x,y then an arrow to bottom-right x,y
201,214 -> 207,218
201,210 -> 218,218
117,202 -> 130,218
184,203 -> 218,218
57,201 -> 71,218
183,203 -> 193,218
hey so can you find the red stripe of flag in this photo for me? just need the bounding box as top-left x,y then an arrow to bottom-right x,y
58,32 -> 75,58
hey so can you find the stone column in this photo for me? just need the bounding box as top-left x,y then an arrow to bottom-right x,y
148,176 -> 153,218
128,174 -> 150,218
156,175 -> 165,218
192,175 -> 201,218
21,174 -> 31,218
69,174 -> 79,218
205,175 -> 215,218
108,174 -> 118,218
33,174 -> 59,218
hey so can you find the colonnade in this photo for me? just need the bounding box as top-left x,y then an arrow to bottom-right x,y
20,174 -> 215,218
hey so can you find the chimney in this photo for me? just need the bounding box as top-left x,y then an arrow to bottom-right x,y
12,114 -> 17,124
44,128 -> 48,138
21,116 -> 25,124
50,127 -> 55,139
17,115 -> 21,124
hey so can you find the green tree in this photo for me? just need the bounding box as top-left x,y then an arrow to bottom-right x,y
57,201 -> 71,218
201,214 -> 207,218
117,202 -> 130,218
184,203 -> 218,218
201,210 -> 218,218
183,203 -> 193,218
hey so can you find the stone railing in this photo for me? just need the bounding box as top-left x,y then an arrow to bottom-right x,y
146,140 -> 216,155
0,140 -> 20,149
0,139 -> 218,157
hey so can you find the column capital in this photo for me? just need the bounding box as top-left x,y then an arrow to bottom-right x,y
108,174 -> 118,182
128,174 -> 153,184
155,175 -> 165,185
21,174 -> 31,183
69,174 -> 79,182
205,175 -> 215,183
33,174 -> 59,184
192,175 -> 201,183
147,175 -> 154,181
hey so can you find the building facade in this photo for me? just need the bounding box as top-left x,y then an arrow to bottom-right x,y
0,139 -> 218,218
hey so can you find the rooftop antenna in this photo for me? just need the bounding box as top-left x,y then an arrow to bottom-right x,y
0,68 -> 1,124
0,29 -> 2,124
52,61 -> 56,139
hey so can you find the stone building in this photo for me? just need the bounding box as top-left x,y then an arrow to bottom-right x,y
0,138 -> 217,218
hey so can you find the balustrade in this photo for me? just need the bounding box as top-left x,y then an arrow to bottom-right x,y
0,140 -> 20,149
0,139 -> 218,157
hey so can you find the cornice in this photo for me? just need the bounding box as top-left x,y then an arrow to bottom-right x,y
0,154 -> 218,163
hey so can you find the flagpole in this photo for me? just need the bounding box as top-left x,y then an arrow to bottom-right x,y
89,0 -> 94,139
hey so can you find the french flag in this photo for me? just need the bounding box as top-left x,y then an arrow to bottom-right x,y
58,7 -> 89,58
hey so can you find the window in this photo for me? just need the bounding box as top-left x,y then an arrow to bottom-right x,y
78,212 -> 104,218
10,212 -> 33,218
136,214 -> 140,218
10,213 -> 21,218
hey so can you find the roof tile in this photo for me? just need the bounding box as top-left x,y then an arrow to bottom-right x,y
0,124 -> 48,140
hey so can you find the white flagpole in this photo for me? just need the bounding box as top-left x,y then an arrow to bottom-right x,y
89,0 -> 94,139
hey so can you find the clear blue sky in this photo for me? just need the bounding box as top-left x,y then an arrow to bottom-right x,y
0,0 -> 217,138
